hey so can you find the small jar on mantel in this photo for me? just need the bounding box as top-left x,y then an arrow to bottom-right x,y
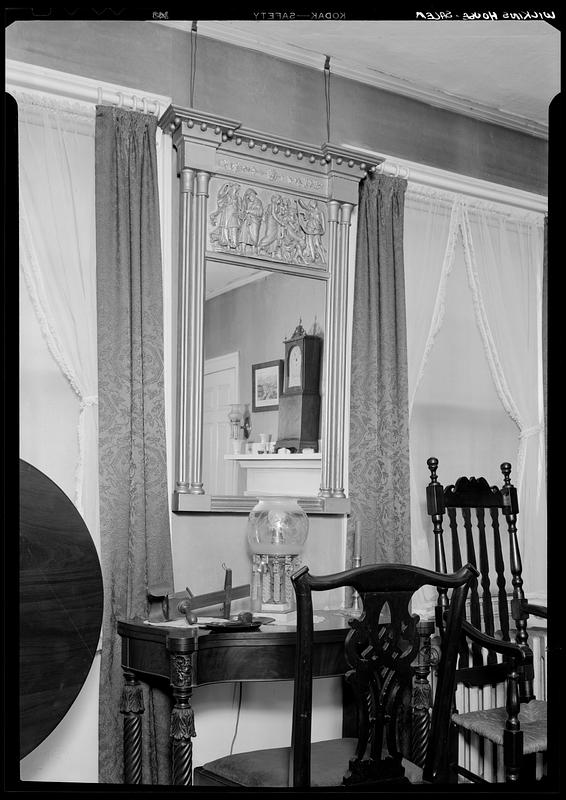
247,497 -> 309,614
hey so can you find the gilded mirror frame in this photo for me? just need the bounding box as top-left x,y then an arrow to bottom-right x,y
159,105 -> 381,513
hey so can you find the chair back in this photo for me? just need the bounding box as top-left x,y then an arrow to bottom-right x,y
291,562 -> 478,787
426,457 -> 537,696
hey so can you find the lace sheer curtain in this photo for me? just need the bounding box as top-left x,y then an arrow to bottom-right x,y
404,191 -> 458,580
405,188 -> 546,605
17,91 -> 99,781
17,92 -> 99,539
461,203 -> 546,596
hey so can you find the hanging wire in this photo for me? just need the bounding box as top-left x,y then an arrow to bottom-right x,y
323,55 -> 331,142
190,20 -> 198,107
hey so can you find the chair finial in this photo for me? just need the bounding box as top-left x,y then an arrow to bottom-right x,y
427,457 -> 439,483
500,462 -> 512,485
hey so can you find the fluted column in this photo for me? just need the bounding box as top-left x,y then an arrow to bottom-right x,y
175,168 -> 210,495
320,200 -> 352,499
320,200 -> 340,498
333,202 -> 353,498
175,167 -> 194,493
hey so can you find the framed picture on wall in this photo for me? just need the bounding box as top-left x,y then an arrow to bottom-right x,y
252,360 -> 284,412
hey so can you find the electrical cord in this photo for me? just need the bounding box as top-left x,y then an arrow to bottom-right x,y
229,681 -> 243,754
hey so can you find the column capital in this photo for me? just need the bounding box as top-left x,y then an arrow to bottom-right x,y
194,170 -> 211,196
180,168 -> 194,194
339,203 -> 354,226
327,199 -> 341,223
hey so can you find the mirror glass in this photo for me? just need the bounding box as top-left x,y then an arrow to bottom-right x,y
203,262 -> 326,497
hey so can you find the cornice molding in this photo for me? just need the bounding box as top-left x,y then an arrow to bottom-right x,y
355,147 -> 548,214
5,59 -> 172,116
160,104 -> 383,177
154,20 -> 548,140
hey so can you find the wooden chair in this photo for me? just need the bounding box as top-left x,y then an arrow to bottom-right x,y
194,562 -> 478,788
426,457 -> 548,783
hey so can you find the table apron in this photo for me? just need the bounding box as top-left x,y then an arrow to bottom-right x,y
122,634 -> 347,686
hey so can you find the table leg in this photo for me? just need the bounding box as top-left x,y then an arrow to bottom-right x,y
411,621 -> 435,767
170,652 -> 196,785
120,669 -> 144,784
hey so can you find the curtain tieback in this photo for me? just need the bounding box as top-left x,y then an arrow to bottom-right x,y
519,424 -> 542,440
80,394 -> 98,410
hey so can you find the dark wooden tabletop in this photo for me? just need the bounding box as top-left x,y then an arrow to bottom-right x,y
20,460 -> 103,758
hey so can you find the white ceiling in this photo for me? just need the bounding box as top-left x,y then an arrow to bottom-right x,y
158,19 -> 560,138
206,262 -> 269,300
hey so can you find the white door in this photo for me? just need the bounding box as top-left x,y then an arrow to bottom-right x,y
203,353 -> 239,495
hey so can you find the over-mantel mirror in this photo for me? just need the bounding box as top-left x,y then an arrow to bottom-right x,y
159,105 -> 381,513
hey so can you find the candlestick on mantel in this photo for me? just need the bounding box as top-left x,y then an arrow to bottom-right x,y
351,521 -> 362,612
354,521 -> 362,562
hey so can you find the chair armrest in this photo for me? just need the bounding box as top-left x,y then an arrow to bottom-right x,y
525,603 -> 547,620
461,620 -> 528,663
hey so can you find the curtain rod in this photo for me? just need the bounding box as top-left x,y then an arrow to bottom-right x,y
95,87 -> 161,116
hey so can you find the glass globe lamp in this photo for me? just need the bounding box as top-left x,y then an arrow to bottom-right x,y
247,497 -> 309,613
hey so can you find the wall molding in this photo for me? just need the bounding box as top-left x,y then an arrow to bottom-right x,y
5,59 -> 171,117
359,148 -> 547,215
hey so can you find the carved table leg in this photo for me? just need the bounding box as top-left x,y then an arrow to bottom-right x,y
411,620 -> 436,767
169,644 -> 197,785
120,670 -> 144,784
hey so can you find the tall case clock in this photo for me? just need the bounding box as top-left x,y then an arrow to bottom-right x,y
277,322 -> 322,452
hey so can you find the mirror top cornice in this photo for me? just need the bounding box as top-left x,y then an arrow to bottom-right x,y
159,104 -> 384,198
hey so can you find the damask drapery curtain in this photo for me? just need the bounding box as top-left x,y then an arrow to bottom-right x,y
349,172 -> 410,564
96,106 -> 174,784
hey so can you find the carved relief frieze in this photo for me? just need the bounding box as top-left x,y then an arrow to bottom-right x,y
217,157 -> 325,193
208,178 -> 328,267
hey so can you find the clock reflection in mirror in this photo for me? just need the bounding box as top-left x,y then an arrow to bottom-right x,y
204,265 -> 325,496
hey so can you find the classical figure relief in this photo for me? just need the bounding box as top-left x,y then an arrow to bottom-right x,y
298,198 -> 326,264
257,194 -> 284,258
209,183 -> 242,250
237,188 -> 264,255
209,182 -> 327,266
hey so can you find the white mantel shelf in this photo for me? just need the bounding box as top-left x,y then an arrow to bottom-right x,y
225,452 -> 322,498
224,453 -> 322,461
170,452 -> 350,514
173,453 -> 350,515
